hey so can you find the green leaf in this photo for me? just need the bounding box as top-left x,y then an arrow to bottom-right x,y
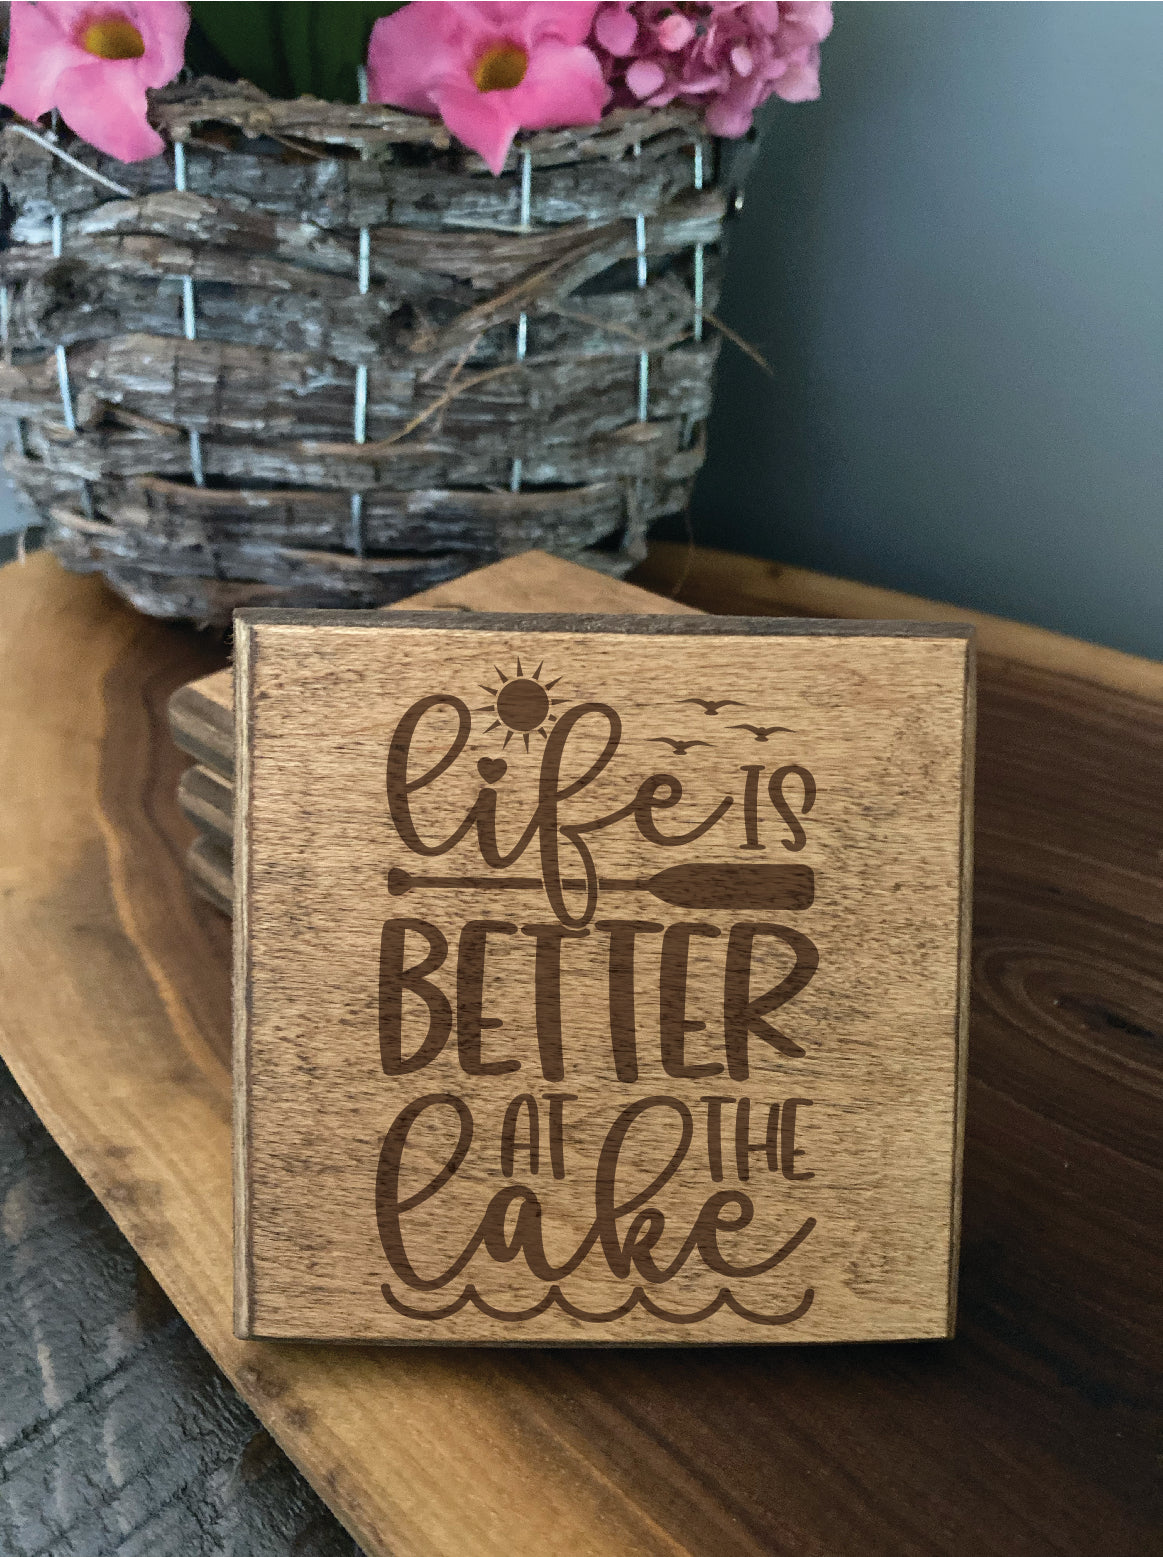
189,3 -> 407,104
188,3 -> 292,98
276,3 -> 323,98
301,2 -> 409,103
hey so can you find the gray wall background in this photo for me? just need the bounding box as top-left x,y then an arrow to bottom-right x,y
691,0 -> 1162,659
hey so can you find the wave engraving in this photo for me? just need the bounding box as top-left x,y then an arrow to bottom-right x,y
382,1282 -> 815,1326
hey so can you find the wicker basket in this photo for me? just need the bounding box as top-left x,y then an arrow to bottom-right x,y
0,81 -> 725,624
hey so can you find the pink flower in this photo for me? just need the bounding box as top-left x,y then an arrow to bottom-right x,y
0,2 -> 188,162
367,2 -> 609,176
592,2 -> 833,137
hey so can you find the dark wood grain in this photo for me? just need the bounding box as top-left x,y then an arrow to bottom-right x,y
0,550 -> 1160,1556
0,1063 -> 356,1555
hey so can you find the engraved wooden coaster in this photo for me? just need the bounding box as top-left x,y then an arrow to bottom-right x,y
234,610 -> 974,1344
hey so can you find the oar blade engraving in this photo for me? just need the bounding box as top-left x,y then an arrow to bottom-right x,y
388,862 -> 814,911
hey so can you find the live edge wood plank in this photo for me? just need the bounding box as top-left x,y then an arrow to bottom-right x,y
639,543 -> 1163,701
1,548 -> 1160,1557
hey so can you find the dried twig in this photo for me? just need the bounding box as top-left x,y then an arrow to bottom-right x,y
420,328 -> 484,387
546,305 -> 652,346
4,122 -> 133,196
703,309 -> 773,376
365,361 -> 536,450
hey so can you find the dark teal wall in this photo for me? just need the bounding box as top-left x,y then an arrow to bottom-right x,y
693,2 -> 1163,658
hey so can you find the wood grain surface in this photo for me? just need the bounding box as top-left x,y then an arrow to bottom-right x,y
235,610 -> 971,1343
169,547 -> 703,759
0,549 -> 1160,1556
170,552 -> 703,905
0,1056 -> 359,1557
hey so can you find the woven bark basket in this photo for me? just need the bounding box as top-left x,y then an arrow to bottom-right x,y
0,81 -> 726,624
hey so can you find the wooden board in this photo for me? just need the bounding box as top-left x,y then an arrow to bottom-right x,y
1,549 -> 1160,1556
639,543 -> 1163,699
0,1057 -> 355,1557
178,761 -> 232,840
189,832 -> 234,916
170,552 -> 700,906
168,550 -> 699,774
234,610 -> 972,1344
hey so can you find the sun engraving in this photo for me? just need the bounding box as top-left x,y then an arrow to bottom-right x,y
476,658 -> 564,750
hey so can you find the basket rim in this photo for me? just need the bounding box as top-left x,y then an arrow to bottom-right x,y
145,76 -> 706,170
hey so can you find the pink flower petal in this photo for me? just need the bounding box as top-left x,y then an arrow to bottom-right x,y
773,19 -> 823,57
657,14 -> 695,51
594,5 -> 638,56
0,2 -> 87,121
507,43 -> 610,128
676,68 -> 727,95
369,1 -> 605,168
129,2 -> 190,88
368,5 -> 467,112
54,59 -> 164,161
517,2 -> 600,48
589,0 -> 833,120
626,59 -> 667,100
782,2 -> 835,43
432,84 -> 518,175
729,44 -> 752,78
0,1 -> 185,161
735,4 -> 783,41
772,52 -> 822,102
704,95 -> 755,138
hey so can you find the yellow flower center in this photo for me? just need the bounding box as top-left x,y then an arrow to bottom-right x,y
79,17 -> 145,61
473,43 -> 528,93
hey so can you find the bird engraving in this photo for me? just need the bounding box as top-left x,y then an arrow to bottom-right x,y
679,698 -> 744,715
731,724 -> 795,742
647,736 -> 711,755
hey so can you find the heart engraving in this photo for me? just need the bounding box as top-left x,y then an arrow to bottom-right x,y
477,757 -> 507,784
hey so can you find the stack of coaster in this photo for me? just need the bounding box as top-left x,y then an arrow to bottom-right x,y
167,550 -> 697,912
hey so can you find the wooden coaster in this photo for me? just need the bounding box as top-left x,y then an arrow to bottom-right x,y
234,609 -> 974,1344
169,552 -> 702,911
169,551 -> 701,783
